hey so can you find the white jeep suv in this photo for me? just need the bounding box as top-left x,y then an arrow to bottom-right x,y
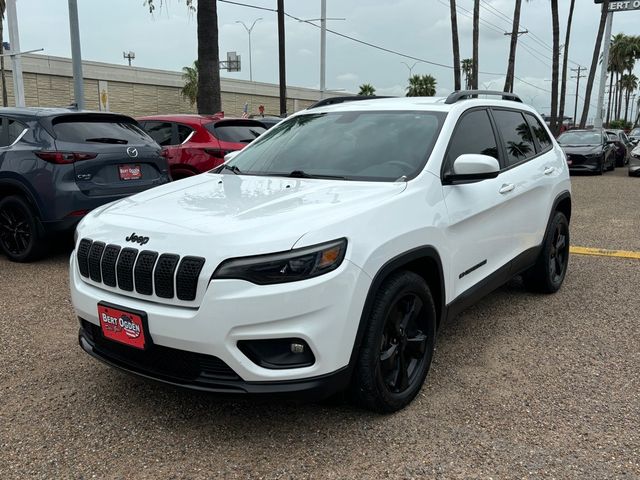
70,91 -> 571,412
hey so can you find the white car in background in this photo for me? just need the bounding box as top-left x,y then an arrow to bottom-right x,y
70,91 -> 571,412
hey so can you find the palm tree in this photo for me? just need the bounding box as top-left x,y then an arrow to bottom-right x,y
0,0 -> 7,106
450,0 -> 461,90
558,0 -> 576,129
146,0 -> 221,114
549,0 -> 560,135
461,59 -> 473,90
181,61 -> 198,106
472,0 -> 480,89
358,83 -> 376,96
503,0 -> 523,93
406,75 -> 437,97
580,0 -> 610,128
621,73 -> 638,122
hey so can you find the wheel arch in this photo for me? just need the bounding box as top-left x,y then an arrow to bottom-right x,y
348,246 -> 445,367
552,191 -> 571,223
170,164 -> 200,180
0,178 -> 43,218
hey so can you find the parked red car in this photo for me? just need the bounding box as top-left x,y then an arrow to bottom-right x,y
137,114 -> 266,179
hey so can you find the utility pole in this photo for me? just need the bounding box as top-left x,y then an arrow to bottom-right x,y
320,0 -> 326,99
595,11 -> 613,129
570,66 -> 586,127
68,0 -> 84,110
123,51 -> 135,67
6,0 -> 25,107
236,18 -> 262,82
277,0 -> 286,116
503,29 -> 528,93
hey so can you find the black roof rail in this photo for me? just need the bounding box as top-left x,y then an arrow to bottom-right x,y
307,95 -> 392,109
444,90 -> 523,104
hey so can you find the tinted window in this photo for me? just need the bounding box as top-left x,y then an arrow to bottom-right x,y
52,115 -> 151,145
524,113 -> 552,152
0,118 -> 27,147
226,111 -> 447,181
557,131 -> 603,146
177,124 -> 194,143
446,109 -> 499,174
143,121 -> 174,146
207,122 -> 266,143
492,110 -> 536,166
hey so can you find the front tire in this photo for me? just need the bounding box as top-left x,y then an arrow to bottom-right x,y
523,211 -> 570,293
351,271 -> 436,413
0,195 -> 46,262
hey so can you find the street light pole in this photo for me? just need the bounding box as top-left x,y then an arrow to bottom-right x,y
68,0 -> 84,109
6,0 -> 25,107
401,61 -> 419,78
236,18 -> 262,82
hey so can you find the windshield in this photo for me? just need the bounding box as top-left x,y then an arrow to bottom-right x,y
557,131 -> 602,146
222,110 -> 447,181
630,128 -> 640,137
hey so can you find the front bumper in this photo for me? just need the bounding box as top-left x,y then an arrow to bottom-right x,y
70,253 -> 371,389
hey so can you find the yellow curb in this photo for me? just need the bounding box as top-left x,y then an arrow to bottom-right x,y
570,246 -> 640,260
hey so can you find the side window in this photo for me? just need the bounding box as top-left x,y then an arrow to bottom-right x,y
607,132 -> 617,142
492,110 -> 536,166
0,117 -> 8,147
445,109 -> 499,174
143,121 -> 174,146
7,119 -> 27,144
524,113 -> 552,152
176,124 -> 194,144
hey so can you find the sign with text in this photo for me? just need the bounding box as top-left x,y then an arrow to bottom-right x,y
594,0 -> 640,11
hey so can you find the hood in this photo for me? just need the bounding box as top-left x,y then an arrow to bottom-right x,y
559,144 -> 603,155
77,173 -> 406,259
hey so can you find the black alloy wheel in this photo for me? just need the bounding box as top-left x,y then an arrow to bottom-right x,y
0,196 -> 44,262
352,271 -> 436,412
524,211 -> 570,293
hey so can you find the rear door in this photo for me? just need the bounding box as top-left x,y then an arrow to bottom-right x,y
51,114 -> 169,197
442,108 -> 515,300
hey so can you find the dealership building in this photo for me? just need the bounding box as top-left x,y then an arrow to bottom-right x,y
0,54 -> 335,117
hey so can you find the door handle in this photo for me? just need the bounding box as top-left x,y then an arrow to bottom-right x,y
544,166 -> 555,175
499,183 -> 515,194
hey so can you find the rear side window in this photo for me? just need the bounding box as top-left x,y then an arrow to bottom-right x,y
524,113 -> 552,152
445,109 -> 499,174
0,118 -> 28,146
206,122 -> 266,144
143,121 -> 174,146
176,124 -> 194,143
52,115 -> 151,145
492,110 -> 536,166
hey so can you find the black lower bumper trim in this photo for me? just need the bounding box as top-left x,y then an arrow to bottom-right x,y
79,324 -> 351,400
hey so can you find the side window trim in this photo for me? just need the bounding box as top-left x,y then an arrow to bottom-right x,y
440,106 -> 503,178
176,123 -> 196,145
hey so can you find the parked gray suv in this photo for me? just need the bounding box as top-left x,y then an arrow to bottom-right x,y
0,108 -> 170,262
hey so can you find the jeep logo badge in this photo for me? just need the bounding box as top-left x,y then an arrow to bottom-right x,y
125,232 -> 149,245
126,147 -> 138,158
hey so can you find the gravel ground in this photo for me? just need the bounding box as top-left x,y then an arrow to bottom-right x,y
1,169 -> 639,479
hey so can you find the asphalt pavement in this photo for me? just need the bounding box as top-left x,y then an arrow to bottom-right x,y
1,168 -> 639,479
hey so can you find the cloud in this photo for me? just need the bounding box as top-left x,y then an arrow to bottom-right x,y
337,72 -> 359,82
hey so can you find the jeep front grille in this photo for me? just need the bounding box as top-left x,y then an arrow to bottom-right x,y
77,238 -> 205,301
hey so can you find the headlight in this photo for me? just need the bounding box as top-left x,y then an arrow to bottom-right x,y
212,238 -> 347,284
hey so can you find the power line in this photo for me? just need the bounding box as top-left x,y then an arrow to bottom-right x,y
218,0 -> 559,96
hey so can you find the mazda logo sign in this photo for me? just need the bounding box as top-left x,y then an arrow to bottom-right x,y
126,147 -> 138,158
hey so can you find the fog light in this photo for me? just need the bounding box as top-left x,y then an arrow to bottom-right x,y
238,338 -> 315,369
290,342 -> 305,354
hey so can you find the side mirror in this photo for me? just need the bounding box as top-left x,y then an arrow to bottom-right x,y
224,150 -> 241,163
443,154 -> 500,184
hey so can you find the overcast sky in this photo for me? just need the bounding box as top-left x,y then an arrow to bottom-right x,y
9,0 -> 640,119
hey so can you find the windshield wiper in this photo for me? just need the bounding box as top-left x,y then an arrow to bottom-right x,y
217,164 -> 242,175
85,137 -> 128,144
286,170 -> 346,179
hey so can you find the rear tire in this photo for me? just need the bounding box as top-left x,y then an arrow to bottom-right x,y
523,211 -> 570,294
596,159 -> 604,175
0,195 -> 46,262
351,271 -> 436,413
